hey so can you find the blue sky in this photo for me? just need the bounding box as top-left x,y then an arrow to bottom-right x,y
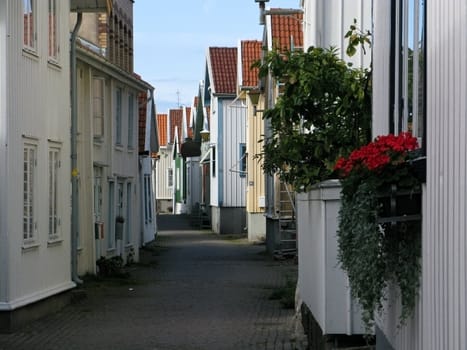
133,0 -> 299,113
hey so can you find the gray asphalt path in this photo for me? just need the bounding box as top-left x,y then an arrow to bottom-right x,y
0,217 -> 306,350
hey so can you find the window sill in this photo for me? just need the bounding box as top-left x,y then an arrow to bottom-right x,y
22,48 -> 39,61
115,144 -> 124,152
47,239 -> 63,247
47,60 -> 62,71
22,243 -> 40,252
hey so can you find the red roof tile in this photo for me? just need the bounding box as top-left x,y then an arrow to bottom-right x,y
209,47 -> 237,95
157,114 -> 168,146
184,106 -> 194,139
271,11 -> 303,51
168,108 -> 183,144
241,40 -> 262,88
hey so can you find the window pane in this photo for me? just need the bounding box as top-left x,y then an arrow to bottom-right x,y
116,88 -> 122,145
128,94 -> 134,148
93,78 -> 105,138
23,0 -> 35,48
48,0 -> 58,59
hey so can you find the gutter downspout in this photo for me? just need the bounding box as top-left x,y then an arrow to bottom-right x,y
71,13 -> 83,284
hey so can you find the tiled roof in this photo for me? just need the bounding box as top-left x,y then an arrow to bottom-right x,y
157,114 -> 168,146
270,10 -> 303,51
241,40 -> 262,88
169,108 -> 183,144
209,47 -> 237,95
185,106 -> 194,139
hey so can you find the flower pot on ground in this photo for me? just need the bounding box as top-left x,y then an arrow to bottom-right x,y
334,132 -> 422,332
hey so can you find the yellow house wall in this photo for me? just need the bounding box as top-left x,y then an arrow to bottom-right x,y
246,94 -> 266,213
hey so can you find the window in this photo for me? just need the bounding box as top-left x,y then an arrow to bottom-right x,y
107,181 -> 115,249
391,0 -> 426,148
23,0 -> 36,51
143,175 -> 153,224
126,183 -> 132,244
116,88 -> 122,146
48,146 -> 61,241
93,167 -> 103,221
239,143 -> 247,177
23,142 -> 37,243
212,147 -> 216,177
93,77 -> 105,140
167,168 -> 173,188
48,0 -> 59,60
128,93 -> 134,149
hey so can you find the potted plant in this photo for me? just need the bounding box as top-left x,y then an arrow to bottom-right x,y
334,132 -> 422,331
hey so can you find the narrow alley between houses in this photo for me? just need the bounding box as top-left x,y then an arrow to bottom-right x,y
0,215 -> 305,350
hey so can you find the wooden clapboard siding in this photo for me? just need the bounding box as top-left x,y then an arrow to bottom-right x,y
0,0 -> 74,309
424,1 -> 467,349
372,1 -> 467,349
221,99 -> 246,207
247,95 -> 265,213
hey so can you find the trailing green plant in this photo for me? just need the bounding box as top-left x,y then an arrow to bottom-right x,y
254,46 -> 371,191
335,133 -> 422,332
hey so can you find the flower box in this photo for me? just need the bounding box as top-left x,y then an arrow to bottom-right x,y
377,185 -> 421,224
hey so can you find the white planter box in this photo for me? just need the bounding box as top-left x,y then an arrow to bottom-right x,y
297,179 -> 366,335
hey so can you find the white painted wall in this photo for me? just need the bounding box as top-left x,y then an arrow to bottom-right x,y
222,100 -> 247,207
372,1 -> 467,349
297,181 -> 366,336
302,0 -> 372,66
76,50 -> 146,272
0,1 -> 74,309
423,1 -> 467,349
209,95 -> 219,207
155,146 -> 173,200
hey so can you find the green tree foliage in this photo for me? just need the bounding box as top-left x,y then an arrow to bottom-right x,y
255,46 -> 372,191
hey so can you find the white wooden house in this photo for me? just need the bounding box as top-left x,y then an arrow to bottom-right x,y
74,1 -> 153,275
138,90 -> 158,245
0,0 -> 75,330
155,113 -> 173,214
204,47 -> 247,235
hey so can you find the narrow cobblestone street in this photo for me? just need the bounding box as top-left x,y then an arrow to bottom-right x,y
0,215 -> 306,350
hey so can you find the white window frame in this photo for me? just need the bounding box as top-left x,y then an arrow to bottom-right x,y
48,145 -> 61,242
107,180 -> 115,250
167,168 -> 174,188
125,182 -> 132,245
23,140 -> 38,245
23,0 -> 37,52
239,143 -> 247,178
93,166 -> 103,222
127,93 -> 134,149
93,77 -> 105,140
115,88 -> 123,146
393,0 -> 426,142
48,0 -> 59,62
143,175 -> 153,224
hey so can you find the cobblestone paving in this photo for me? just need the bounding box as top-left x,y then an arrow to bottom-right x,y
0,222 -> 307,350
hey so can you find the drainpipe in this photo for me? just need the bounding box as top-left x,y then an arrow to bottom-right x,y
71,13 -> 83,284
